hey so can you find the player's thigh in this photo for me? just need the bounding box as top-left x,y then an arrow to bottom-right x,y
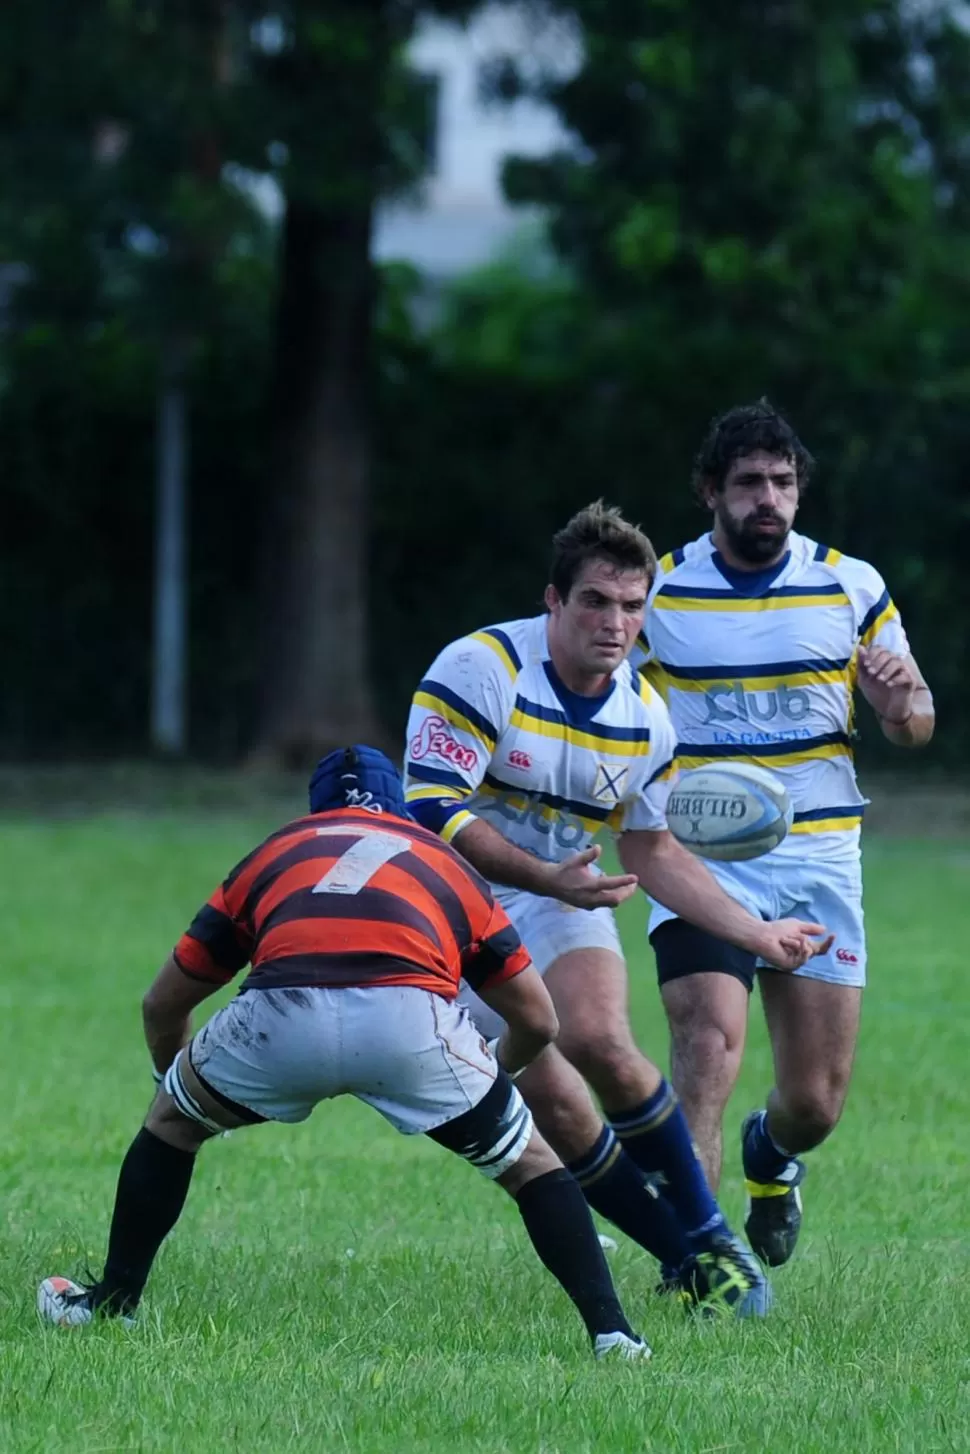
757,973 -> 862,1124
650,875 -> 761,1087
659,961 -> 751,1090
541,945 -> 636,1061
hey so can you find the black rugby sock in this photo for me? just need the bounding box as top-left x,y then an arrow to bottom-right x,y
568,1127 -> 691,1270
91,1127 -> 197,1314
515,1169 -> 636,1342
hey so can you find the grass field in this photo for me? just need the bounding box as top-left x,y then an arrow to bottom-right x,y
2,789 -> 969,1452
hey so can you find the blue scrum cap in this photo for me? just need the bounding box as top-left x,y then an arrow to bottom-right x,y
308,745 -> 410,818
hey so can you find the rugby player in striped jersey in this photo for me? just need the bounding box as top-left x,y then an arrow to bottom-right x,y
403,503 -> 832,1316
38,748 -> 651,1360
633,401 -> 934,1268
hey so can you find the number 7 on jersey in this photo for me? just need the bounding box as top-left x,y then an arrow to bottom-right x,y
312,827 -> 412,896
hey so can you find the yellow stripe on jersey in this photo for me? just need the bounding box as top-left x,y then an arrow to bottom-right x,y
823,546 -> 843,565
470,629 -> 520,681
509,707 -> 652,758
634,669 -> 657,706
658,551 -> 678,574
440,809 -> 477,843
677,741 -> 854,771
653,592 -> 851,613
639,660 -> 670,701
860,601 -> 899,645
790,814 -> 863,835
412,690 -> 497,750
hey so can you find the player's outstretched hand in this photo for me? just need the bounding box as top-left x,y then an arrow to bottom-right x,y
546,844 -> 639,911
757,919 -> 835,972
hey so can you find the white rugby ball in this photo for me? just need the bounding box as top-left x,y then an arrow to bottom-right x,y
666,762 -> 793,862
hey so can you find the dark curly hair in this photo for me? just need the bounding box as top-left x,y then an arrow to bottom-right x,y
692,399 -> 815,501
549,500 -> 657,600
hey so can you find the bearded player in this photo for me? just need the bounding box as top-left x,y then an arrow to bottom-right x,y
634,401 -> 934,1268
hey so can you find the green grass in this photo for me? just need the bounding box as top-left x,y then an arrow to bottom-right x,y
2,808 -> 969,1452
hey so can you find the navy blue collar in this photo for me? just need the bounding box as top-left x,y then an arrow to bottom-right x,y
543,658 -> 615,726
712,547 -> 791,597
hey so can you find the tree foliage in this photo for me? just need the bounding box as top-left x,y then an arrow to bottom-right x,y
1,1 -> 969,765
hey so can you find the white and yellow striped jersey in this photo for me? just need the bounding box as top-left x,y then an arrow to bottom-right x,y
632,530 -> 909,858
404,615 -> 677,863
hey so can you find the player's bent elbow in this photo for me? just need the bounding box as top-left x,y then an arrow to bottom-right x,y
480,968 -> 560,1049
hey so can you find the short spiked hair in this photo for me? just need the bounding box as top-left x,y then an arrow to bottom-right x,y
549,500 -> 657,600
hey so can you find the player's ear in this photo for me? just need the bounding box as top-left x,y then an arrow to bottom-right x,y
544,583 -> 561,614
700,476 -> 719,512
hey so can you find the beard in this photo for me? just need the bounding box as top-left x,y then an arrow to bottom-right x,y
718,508 -> 791,565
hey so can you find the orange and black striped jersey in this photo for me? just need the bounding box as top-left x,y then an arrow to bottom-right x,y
173,807 -> 532,999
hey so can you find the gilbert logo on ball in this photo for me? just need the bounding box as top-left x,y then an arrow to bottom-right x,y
666,763 -> 794,863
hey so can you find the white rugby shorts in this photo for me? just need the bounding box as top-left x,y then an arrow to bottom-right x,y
459,884 -> 624,1040
648,850 -> 867,988
185,984 -> 499,1133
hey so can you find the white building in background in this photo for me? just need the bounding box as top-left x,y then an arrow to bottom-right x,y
373,5 -> 580,276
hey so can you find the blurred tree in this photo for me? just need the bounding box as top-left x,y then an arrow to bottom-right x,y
0,0 -> 268,755
477,0 -> 970,756
245,1 -> 476,763
0,0 -> 475,760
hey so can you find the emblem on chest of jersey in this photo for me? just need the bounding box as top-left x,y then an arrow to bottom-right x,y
592,762 -> 630,803
505,748 -> 533,771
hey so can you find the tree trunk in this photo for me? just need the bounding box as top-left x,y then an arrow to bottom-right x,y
253,10 -> 393,764
254,196 -> 384,763
150,336 -> 188,755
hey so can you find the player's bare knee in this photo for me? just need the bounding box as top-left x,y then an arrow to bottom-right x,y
781,1084 -> 846,1145
497,1129 -> 562,1196
672,1021 -> 742,1099
566,1030 -> 657,1104
527,1086 -> 600,1163
145,1090 -> 216,1153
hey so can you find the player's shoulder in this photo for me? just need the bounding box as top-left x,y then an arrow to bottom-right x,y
635,534 -> 712,660
794,533 -> 889,607
221,814 -> 319,890
652,533 -> 714,588
617,655 -> 674,725
427,616 -> 538,686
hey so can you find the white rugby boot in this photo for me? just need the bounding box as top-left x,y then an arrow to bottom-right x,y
593,1330 -> 652,1361
37,1276 -> 136,1328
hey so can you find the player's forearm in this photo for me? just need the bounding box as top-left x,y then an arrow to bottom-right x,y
618,830 -> 768,955
878,689 -> 935,748
449,818 -> 557,896
142,1000 -> 193,1075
